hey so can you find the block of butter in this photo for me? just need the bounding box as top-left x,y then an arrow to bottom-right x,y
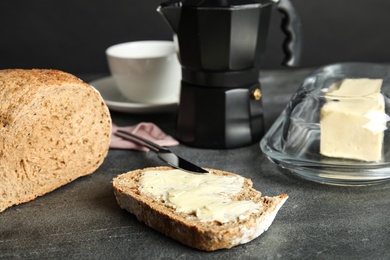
320,78 -> 386,162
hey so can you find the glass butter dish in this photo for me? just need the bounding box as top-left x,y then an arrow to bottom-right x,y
260,62 -> 390,185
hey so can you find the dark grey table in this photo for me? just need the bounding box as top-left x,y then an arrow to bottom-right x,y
1,69 -> 389,259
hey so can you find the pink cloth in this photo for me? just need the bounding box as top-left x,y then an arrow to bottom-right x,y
110,123 -> 179,151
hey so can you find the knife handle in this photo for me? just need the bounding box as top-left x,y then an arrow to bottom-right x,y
115,130 -> 168,152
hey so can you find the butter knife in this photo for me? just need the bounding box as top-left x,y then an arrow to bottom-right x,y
115,130 -> 208,174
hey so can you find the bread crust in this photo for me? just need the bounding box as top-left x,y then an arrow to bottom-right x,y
0,69 -> 111,212
113,166 -> 288,251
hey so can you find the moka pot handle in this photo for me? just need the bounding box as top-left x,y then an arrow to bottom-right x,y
277,0 -> 303,67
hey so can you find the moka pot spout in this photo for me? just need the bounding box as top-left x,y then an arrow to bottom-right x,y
157,0 -> 182,34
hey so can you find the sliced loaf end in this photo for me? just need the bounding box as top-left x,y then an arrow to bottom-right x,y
0,69 -> 112,212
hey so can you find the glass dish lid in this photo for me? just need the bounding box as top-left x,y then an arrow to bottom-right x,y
260,62 -> 390,185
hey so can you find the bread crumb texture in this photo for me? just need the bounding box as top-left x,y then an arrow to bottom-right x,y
0,69 -> 112,212
113,166 -> 288,251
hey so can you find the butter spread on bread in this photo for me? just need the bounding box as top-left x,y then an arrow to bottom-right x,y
0,69 -> 111,213
113,166 -> 288,251
139,169 -> 261,223
320,78 -> 385,161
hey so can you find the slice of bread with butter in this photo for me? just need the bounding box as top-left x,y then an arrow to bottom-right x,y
113,166 -> 288,251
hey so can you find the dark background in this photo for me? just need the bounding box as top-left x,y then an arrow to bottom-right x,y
1,0 -> 390,75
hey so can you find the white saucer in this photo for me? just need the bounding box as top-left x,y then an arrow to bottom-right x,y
89,76 -> 178,114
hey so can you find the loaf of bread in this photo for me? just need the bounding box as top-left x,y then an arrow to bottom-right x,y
0,69 -> 111,213
113,166 -> 288,251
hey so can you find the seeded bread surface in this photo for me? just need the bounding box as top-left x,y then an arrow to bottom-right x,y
113,166 -> 288,251
0,69 -> 112,212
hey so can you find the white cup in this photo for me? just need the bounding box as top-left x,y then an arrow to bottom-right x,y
106,40 -> 181,104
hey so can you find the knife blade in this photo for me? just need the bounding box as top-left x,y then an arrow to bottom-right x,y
115,130 -> 208,174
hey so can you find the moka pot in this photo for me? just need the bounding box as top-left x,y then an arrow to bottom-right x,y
158,0 -> 302,148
